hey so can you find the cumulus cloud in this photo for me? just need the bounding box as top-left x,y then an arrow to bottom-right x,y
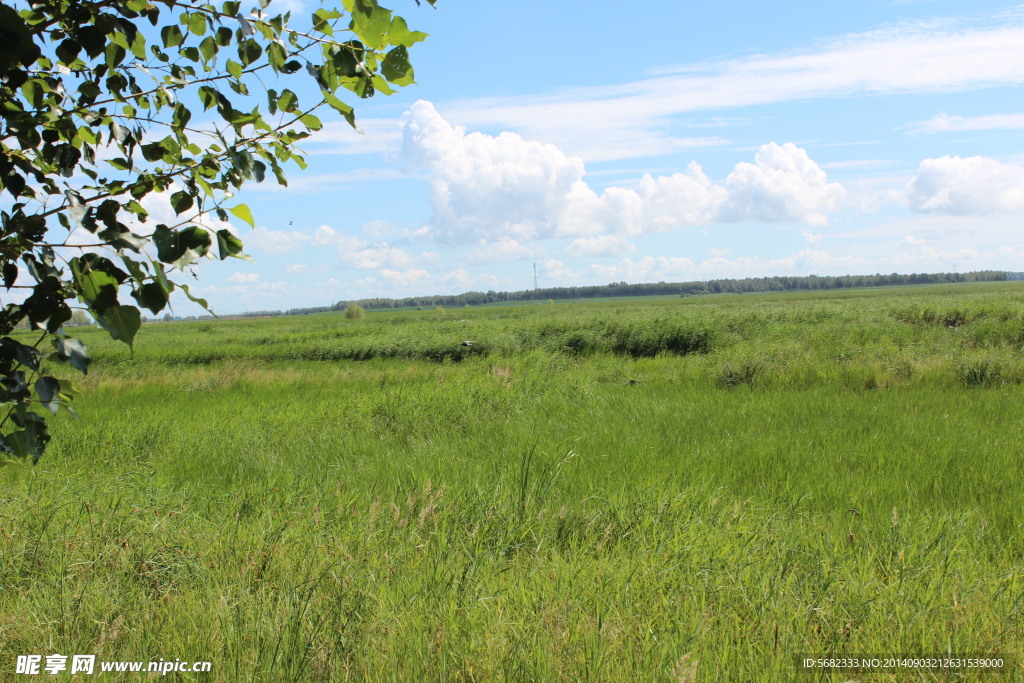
246,226 -> 310,253
403,100 -> 591,244
905,155 -> 1024,214
540,259 -> 581,284
465,237 -> 540,264
354,268 -> 433,291
339,243 -> 416,270
719,143 -> 846,227
228,272 -> 259,284
402,102 -> 847,247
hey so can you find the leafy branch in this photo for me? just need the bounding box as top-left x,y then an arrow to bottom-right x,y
0,0 -> 435,463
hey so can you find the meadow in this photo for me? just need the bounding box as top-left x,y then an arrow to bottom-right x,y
2,282 -> 1023,680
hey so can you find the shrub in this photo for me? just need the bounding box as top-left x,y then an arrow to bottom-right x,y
956,359 -> 1002,387
344,304 -> 366,320
719,360 -> 761,387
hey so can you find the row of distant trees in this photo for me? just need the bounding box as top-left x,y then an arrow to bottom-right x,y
228,270 -> 1014,318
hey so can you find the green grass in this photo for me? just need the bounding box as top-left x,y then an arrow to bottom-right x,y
2,282 -> 1023,680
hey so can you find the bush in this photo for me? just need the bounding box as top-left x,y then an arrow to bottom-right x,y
956,359 -> 1002,387
345,304 -> 366,320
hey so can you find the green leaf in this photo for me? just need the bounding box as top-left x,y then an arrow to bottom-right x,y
5,339 -> 41,372
216,229 -> 248,260
267,41 -> 287,72
129,30 -> 148,60
161,25 -> 184,48
77,25 -> 107,57
153,225 -> 212,268
56,38 -> 81,65
382,45 -> 413,86
387,16 -> 427,47
199,36 -> 218,63
21,79 -> 40,108
72,265 -> 120,313
96,305 -> 142,350
151,260 -> 174,298
350,2 -> 393,50
229,204 -> 255,227
323,92 -> 356,127
179,284 -> 211,313
238,39 -> 262,66
97,225 -> 148,252
4,411 -> 50,463
277,89 -> 298,112
170,190 -> 194,215
0,4 -> 42,73
312,8 -> 341,35
187,12 -> 208,36
131,282 -> 169,314
35,377 -> 61,415
54,336 -> 90,375
299,113 -> 322,129
3,262 -> 18,290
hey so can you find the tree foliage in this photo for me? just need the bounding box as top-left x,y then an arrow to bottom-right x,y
0,0 -> 434,463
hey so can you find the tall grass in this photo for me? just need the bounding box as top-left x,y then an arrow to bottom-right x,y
2,282 -> 1023,679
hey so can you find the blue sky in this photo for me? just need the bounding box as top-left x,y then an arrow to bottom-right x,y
188,0 -> 1024,313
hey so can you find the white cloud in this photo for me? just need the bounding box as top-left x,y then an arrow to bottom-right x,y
362,219 -> 393,238
905,155 -> 1024,214
376,268 -> 433,289
907,112 -> 1024,134
820,159 -> 895,170
540,259 -> 581,284
565,235 -> 636,258
719,143 -> 846,227
403,101 -> 591,244
440,269 -> 501,290
445,16 -> 1024,162
592,256 -> 695,282
583,163 -> 728,236
339,243 -> 416,270
246,226 -> 310,253
403,103 -> 847,244
228,272 -> 259,284
309,226 -> 424,270
284,264 -> 310,274
312,224 -> 346,247
465,237 -> 541,264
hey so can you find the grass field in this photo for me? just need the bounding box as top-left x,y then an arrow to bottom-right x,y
2,282 -> 1023,680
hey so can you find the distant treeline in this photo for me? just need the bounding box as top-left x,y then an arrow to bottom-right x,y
235,271 -> 1015,318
